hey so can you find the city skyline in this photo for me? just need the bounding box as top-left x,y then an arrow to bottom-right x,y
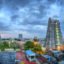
0,0 -> 64,38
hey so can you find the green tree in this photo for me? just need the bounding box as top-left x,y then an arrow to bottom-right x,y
3,42 -> 9,48
0,43 -> 4,51
24,40 -> 42,54
33,44 -> 42,52
24,41 -> 34,50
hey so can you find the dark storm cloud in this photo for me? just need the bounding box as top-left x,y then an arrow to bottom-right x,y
0,22 -> 10,31
0,0 -> 64,38
4,0 -> 30,7
48,0 -> 55,3
11,14 -> 19,23
19,19 -> 47,25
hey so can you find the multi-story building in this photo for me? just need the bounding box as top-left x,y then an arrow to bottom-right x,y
18,34 -> 22,40
45,18 -> 63,49
0,52 -> 16,64
0,35 -> 1,40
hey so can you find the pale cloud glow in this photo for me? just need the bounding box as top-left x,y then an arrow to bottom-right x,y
33,25 -> 47,31
47,3 -> 61,19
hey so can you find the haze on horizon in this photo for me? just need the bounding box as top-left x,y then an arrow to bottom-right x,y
0,0 -> 64,38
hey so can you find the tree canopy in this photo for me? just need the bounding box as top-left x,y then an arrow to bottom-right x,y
24,40 -> 43,54
24,41 -> 34,50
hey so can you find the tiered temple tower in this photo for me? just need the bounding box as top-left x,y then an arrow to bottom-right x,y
45,18 -> 63,49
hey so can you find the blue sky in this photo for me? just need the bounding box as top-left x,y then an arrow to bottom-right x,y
0,0 -> 64,38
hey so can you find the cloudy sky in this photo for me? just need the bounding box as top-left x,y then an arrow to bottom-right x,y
0,0 -> 64,38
